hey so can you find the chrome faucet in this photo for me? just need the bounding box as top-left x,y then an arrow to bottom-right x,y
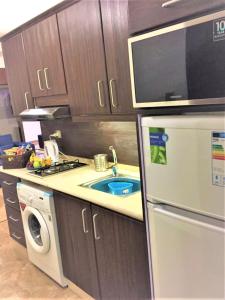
109,145 -> 118,177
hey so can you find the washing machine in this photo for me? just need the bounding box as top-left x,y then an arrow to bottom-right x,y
17,181 -> 67,287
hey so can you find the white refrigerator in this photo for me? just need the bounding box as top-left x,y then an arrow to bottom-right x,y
141,114 -> 225,299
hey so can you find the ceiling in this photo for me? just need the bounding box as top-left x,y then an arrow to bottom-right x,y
0,0 -> 64,37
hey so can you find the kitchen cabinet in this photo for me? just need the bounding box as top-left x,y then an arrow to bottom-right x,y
58,0 -> 110,116
58,0 -> 134,116
92,205 -> 150,300
0,174 -> 26,247
54,192 -> 100,299
100,0 -> 134,114
54,191 -> 150,299
128,0 -> 225,35
1,34 -> 33,116
22,15 -> 66,98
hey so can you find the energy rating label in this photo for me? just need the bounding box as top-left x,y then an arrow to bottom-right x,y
212,132 -> 225,187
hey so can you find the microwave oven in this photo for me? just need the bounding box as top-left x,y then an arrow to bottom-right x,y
128,10 -> 225,108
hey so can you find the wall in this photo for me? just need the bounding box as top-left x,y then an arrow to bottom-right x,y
0,88 -> 20,140
0,45 -> 5,68
41,120 -> 139,166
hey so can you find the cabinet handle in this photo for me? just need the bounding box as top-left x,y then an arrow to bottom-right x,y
93,213 -> 100,240
24,91 -> 29,109
3,181 -> 13,186
12,233 -> 22,240
6,198 -> 16,204
81,208 -> 88,234
162,0 -> 184,8
9,216 -> 19,223
44,67 -> 51,90
37,69 -> 44,91
97,80 -> 105,108
109,79 -> 118,108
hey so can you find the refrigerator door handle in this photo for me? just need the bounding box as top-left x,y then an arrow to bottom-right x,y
149,204 -> 225,234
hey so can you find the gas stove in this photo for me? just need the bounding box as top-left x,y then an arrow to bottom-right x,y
28,160 -> 87,177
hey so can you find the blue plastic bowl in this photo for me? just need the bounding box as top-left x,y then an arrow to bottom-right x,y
108,181 -> 133,195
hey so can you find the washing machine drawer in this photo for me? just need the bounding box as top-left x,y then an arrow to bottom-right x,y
5,205 -> 23,232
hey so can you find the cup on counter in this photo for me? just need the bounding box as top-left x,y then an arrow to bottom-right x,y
94,154 -> 109,172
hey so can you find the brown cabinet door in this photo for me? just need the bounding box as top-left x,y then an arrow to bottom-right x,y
2,34 -> 33,116
23,15 -> 66,98
54,192 -> 100,299
129,0 -> 225,34
101,0 -> 134,114
92,205 -> 151,300
58,0 -> 110,116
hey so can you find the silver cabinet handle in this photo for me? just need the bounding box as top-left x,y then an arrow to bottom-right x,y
24,91 -> 29,109
97,80 -> 105,107
9,216 -> 19,222
37,69 -> 44,91
109,79 -> 118,108
3,181 -> 13,186
12,233 -> 22,240
162,0 -> 184,8
93,213 -> 100,240
81,208 -> 88,234
44,67 -> 51,90
6,198 -> 16,204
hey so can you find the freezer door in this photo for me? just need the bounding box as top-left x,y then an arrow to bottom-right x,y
142,115 -> 225,219
148,203 -> 225,299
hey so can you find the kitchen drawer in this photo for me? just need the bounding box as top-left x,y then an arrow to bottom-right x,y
128,0 -> 225,34
8,221 -> 26,247
5,205 -> 23,233
3,188 -> 20,211
0,173 -> 20,186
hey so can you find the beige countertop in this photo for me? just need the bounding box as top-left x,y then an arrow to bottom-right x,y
0,157 -> 143,221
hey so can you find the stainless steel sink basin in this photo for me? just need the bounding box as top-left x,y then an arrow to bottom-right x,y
81,174 -> 141,196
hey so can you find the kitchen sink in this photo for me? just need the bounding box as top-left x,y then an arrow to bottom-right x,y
81,174 -> 141,196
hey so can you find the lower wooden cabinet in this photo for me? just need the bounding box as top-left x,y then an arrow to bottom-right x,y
54,192 -> 100,299
54,191 -> 150,300
0,173 -> 26,247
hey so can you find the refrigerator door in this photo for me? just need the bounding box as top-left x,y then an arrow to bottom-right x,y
148,203 -> 225,299
142,114 -> 225,219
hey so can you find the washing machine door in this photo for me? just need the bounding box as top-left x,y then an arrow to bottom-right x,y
23,206 -> 50,254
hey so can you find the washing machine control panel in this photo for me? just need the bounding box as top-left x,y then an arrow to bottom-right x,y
17,182 -> 53,213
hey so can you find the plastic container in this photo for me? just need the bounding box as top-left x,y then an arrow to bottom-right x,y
108,181 -> 133,195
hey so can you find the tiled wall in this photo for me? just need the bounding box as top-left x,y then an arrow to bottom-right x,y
41,119 -> 139,166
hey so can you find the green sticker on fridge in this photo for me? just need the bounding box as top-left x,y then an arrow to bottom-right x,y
149,128 -> 168,165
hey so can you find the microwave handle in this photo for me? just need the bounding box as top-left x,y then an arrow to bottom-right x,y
162,0 -> 184,8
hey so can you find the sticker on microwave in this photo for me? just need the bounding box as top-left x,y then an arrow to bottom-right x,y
212,132 -> 225,187
149,128 -> 168,165
213,18 -> 225,42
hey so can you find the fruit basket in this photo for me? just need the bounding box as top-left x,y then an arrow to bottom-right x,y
1,150 -> 33,169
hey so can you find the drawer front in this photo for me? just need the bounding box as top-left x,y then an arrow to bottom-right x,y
8,221 -> 26,247
1,175 -> 20,210
128,0 -> 225,34
0,173 -> 20,185
5,205 -> 23,233
3,189 -> 20,210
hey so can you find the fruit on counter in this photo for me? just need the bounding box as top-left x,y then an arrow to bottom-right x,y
27,153 -> 52,169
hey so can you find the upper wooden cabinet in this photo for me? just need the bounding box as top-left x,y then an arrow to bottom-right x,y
2,34 -> 34,116
58,0 -> 133,116
58,0 -> 110,116
100,0 -> 134,114
22,15 -> 66,98
128,0 -> 225,35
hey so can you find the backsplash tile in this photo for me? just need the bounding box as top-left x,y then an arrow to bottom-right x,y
40,120 -> 139,166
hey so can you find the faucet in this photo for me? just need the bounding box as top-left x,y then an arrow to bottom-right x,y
109,145 -> 118,177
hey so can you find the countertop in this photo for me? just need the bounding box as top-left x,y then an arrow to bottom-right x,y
0,157 -> 143,221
